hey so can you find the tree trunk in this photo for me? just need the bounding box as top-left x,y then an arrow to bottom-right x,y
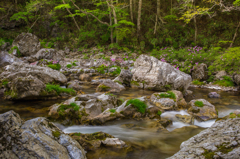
107,1 -> 114,44
137,0 -> 142,39
230,21 -> 240,48
130,0 -> 133,22
154,0 -> 160,34
194,16 -> 197,44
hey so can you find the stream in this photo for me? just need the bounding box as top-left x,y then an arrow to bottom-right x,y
1,85 -> 240,159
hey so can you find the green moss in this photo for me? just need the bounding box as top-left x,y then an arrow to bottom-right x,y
58,103 -> 79,116
192,80 -> 205,85
229,113 -> 237,119
164,84 -> 171,89
157,111 -> 162,116
202,149 -> 215,159
194,101 -> 204,107
45,84 -> 76,95
74,132 -> 82,136
126,99 -> 147,114
47,64 -> 61,70
1,79 -> 9,87
131,81 -> 140,86
66,64 -> 72,68
52,130 -> 61,138
110,66 -> 121,76
9,46 -> 21,57
114,80 -> 122,85
98,84 -> 110,91
214,76 -> 234,87
217,143 -> 234,154
159,91 -> 176,99
109,109 -> 116,113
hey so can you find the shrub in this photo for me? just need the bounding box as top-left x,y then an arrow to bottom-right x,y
66,64 -> 72,68
159,91 -> 176,99
126,99 -> 147,114
47,64 -> 61,70
109,109 -> 116,113
194,101 -> 204,107
192,80 -> 205,85
214,76 -> 234,87
45,84 -> 76,95
209,47 -> 240,75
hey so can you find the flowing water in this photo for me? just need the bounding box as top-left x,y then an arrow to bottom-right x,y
1,85 -> 240,159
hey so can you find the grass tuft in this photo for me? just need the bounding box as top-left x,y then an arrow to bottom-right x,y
126,99 -> 147,114
46,84 -> 76,95
194,101 -> 204,107
159,91 -> 176,99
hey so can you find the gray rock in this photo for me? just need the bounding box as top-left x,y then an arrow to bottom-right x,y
28,48 -> 65,62
192,63 -> 208,80
79,73 -> 91,82
0,111 -> 87,159
175,114 -> 194,124
67,80 -> 81,91
131,55 -> 192,91
188,99 -> 218,121
0,51 -> 22,68
215,70 -> 227,80
1,42 -> 10,50
168,118 -> 240,159
114,69 -> 132,86
233,74 -> 240,86
0,62 -> 67,84
12,33 -> 41,56
102,138 -> 126,148
96,79 -> 125,93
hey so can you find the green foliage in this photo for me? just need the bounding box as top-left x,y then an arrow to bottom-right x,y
47,64 -> 61,70
58,103 -> 79,116
110,66 -> 121,76
157,111 -> 162,116
192,80 -> 205,85
209,47 -> 240,75
214,76 -> 234,87
66,64 -> 72,68
194,101 -> 204,107
158,91 -> 176,99
98,84 -> 110,90
96,64 -> 107,74
207,75 -> 215,83
9,46 -> 21,57
0,38 -> 5,47
126,99 -> 147,114
109,109 -> 116,113
233,0 -> 240,6
45,84 -> 76,95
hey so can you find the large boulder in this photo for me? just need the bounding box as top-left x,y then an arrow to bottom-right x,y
114,69 -> 132,86
192,63 -> 208,80
233,74 -> 240,86
0,111 -> 87,159
188,99 -> 218,121
0,51 -> 22,68
131,55 -> 192,91
168,117 -> 240,159
28,49 -> 65,63
12,33 -> 41,56
96,79 -> 125,93
0,62 -> 67,84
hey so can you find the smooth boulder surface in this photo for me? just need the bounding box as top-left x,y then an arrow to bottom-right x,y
131,55 -> 192,91
188,99 -> 218,121
168,118 -> 240,159
0,111 -> 87,159
12,33 -> 41,56
0,51 -> 22,68
0,62 -> 67,84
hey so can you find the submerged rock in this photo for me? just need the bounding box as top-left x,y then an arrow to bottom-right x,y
12,33 -> 41,56
188,99 -> 218,121
208,92 -> 221,98
168,117 -> 240,159
131,55 -> 192,91
0,111 -> 87,159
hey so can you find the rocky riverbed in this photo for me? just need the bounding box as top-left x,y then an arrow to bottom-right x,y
1,33 -> 240,159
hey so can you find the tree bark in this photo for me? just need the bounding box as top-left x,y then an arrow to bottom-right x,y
137,0 -> 142,39
62,0 -> 80,31
230,21 -> 240,48
194,16 -> 197,44
154,0 -> 160,34
130,0 -> 133,22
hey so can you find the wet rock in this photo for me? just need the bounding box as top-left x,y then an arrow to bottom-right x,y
79,73 -> 91,82
28,48 -> 65,62
192,63 -> 208,80
233,109 -> 240,115
91,108 -> 119,125
150,92 -> 176,110
0,62 -> 67,84
175,114 -> 194,124
233,74 -> 240,86
0,111 -> 87,159
208,92 -> 220,98
187,99 -> 218,121
0,51 -> 22,68
131,55 -> 192,91
159,118 -> 173,128
102,138 -> 126,148
184,90 -> 193,96
147,106 -> 162,119
114,69 -> 132,86
96,79 -> 125,93
12,33 -> 41,56
67,80 -> 81,91
168,118 -> 240,159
